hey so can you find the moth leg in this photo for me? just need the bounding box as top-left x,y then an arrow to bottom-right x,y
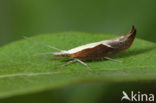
75,58 -> 92,71
104,57 -> 122,63
55,59 -> 77,69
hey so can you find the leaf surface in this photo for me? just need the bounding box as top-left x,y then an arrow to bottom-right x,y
0,32 -> 156,98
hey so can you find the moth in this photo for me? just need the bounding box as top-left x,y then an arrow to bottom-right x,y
24,26 -> 136,70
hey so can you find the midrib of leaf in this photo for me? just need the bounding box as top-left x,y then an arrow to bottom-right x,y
0,72 -> 60,79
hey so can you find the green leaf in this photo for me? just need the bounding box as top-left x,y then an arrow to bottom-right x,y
0,32 -> 156,98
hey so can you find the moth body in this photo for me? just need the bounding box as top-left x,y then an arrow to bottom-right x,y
54,26 -> 136,61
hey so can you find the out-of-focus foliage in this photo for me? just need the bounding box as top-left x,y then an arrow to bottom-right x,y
1,82 -> 156,103
0,0 -> 156,46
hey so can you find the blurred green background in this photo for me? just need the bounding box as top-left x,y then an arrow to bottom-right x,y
0,0 -> 156,46
0,0 -> 156,103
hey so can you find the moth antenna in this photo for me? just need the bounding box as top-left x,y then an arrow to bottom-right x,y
23,36 -> 64,51
29,52 -> 54,57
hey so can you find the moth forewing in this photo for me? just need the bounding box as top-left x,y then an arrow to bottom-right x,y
53,26 -> 136,61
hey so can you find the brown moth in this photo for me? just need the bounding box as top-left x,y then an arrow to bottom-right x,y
25,26 -> 136,69
54,26 -> 136,60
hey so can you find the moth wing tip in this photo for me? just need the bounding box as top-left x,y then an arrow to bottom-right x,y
131,25 -> 136,34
